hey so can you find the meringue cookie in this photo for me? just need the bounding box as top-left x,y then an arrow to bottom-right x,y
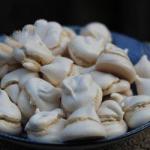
41,56 -> 74,86
63,27 -> 76,39
120,89 -> 133,96
25,109 -> 66,143
81,22 -> 112,43
90,71 -> 118,90
0,90 -> 22,135
61,105 -> 106,141
35,20 -> 72,56
13,28 -> 54,72
1,68 -> 38,89
0,43 -> 14,63
90,71 -> 131,96
61,74 -> 102,114
0,43 -> 20,78
135,75 -> 150,96
96,43 -> 136,83
68,35 -> 105,67
17,89 -> 36,121
110,93 -> 126,104
121,95 -> 150,128
0,63 -> 20,79
5,84 -> 20,104
34,19 -> 48,40
103,79 -> 130,96
98,100 -> 127,138
23,77 -> 61,111
4,36 -> 22,48
1,68 -> 38,118
135,55 -> 150,78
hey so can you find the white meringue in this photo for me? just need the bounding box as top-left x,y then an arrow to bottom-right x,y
25,109 -> 66,143
0,90 -> 22,135
0,63 -> 20,79
81,22 -> 112,43
61,74 -> 102,114
68,35 -> 105,67
17,89 -> 36,121
90,71 -> 131,96
96,43 -> 136,83
1,68 -> 38,89
63,27 -> 76,39
0,43 -> 14,63
41,56 -> 74,86
135,55 -> 150,78
34,19 -> 48,40
110,93 -> 126,104
13,28 -> 54,72
90,71 -> 119,90
5,84 -> 20,104
34,20 -> 73,56
1,68 -> 38,119
103,80 -> 130,96
23,77 -> 61,111
0,43 -> 19,78
135,75 -> 150,96
121,95 -> 150,128
4,36 -> 22,48
61,105 -> 106,141
98,100 -> 127,138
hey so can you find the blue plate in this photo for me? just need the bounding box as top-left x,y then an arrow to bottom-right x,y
0,29 -> 150,150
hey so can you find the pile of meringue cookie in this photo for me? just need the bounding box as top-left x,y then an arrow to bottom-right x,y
0,19 -> 150,143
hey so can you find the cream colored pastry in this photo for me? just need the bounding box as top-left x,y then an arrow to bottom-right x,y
1,68 -> 38,89
61,27 -> 77,57
4,35 -> 22,48
13,27 -> 54,72
0,43 -> 14,64
1,68 -> 38,120
135,55 -> 150,78
90,71 -> 131,96
68,35 -> 105,67
120,89 -> 133,96
90,71 -> 119,90
17,89 -> 36,122
135,75 -> 150,96
34,20 -> 74,56
34,19 -> 48,40
81,22 -> 112,43
98,100 -> 127,138
5,84 -> 20,104
25,109 -> 66,143
61,74 -> 102,114
0,90 -> 22,135
23,77 -> 61,111
0,64 -> 20,79
61,105 -> 106,141
103,79 -> 130,96
41,56 -> 74,86
95,43 -> 136,83
0,43 -> 20,78
63,27 -> 76,39
121,95 -> 150,128
110,93 -> 126,103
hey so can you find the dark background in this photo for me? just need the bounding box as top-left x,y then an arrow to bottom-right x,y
0,0 -> 150,41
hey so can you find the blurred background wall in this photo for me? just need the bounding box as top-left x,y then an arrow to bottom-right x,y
0,0 -> 149,41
